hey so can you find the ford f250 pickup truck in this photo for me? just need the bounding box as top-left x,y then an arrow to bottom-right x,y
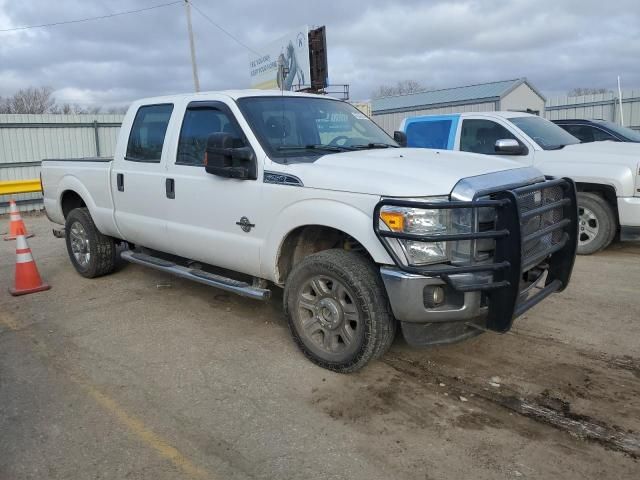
396,112 -> 640,254
42,91 -> 578,372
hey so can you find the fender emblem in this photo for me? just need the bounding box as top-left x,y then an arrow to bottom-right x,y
236,216 -> 255,233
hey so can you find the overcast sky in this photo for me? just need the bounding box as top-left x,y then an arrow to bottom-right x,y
1,0 -> 639,107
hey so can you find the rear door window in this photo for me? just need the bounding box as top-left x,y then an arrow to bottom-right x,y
405,119 -> 455,149
126,104 -> 174,162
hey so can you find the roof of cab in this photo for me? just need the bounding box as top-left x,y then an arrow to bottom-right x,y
405,111 -> 536,121
130,89 -> 332,107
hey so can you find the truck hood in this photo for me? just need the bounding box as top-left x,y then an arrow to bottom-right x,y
544,141 -> 640,167
281,148 -> 533,197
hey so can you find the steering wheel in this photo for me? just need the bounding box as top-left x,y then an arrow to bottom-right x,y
328,135 -> 350,146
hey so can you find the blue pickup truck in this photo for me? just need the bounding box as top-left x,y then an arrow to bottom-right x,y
395,111 -> 640,254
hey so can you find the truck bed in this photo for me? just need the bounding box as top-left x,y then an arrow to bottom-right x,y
41,157 -> 119,238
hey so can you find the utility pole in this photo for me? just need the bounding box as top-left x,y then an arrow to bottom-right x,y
184,0 -> 200,92
617,75 -> 624,127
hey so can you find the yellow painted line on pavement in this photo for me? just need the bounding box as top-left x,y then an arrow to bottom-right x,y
0,315 -> 212,480
0,179 -> 42,195
83,385 -> 210,479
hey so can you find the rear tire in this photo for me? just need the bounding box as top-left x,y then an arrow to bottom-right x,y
283,249 -> 396,373
65,207 -> 116,278
577,192 -> 616,255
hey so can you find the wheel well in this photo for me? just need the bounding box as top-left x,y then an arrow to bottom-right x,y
60,190 -> 86,218
575,183 -> 619,222
276,225 -> 371,284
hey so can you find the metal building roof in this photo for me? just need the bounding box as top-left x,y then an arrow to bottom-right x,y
372,78 -> 542,113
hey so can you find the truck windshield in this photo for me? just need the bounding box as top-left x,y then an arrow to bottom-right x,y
594,120 -> 640,142
237,96 -> 397,161
509,116 -> 580,150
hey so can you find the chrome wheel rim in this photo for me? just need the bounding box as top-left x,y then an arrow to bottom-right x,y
69,221 -> 91,267
578,206 -> 599,246
296,275 -> 360,355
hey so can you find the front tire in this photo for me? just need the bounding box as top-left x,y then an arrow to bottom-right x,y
65,207 -> 116,278
283,249 -> 396,373
577,192 -> 617,255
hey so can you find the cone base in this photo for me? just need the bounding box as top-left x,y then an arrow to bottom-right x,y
4,233 -> 35,241
9,283 -> 51,296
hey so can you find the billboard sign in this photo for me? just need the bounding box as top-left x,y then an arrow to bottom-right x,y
249,26 -> 310,90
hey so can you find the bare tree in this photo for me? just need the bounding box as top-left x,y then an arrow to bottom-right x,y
1,86 -> 56,114
568,87 -> 612,97
106,105 -> 129,114
0,86 -> 126,115
372,80 -> 431,99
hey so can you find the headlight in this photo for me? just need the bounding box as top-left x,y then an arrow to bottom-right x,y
379,197 -> 451,265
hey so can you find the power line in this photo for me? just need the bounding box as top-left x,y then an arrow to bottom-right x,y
189,1 -> 261,56
0,1 -> 182,33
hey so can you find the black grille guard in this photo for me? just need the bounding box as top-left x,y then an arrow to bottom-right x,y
373,177 -> 578,332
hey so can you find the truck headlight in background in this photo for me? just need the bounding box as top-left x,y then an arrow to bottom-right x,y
379,197 -> 451,265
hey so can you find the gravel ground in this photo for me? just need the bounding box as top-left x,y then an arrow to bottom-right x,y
1,213 -> 639,479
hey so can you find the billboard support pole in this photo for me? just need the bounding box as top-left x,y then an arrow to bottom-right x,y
184,0 -> 200,92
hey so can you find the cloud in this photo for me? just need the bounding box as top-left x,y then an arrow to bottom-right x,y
0,0 -> 638,106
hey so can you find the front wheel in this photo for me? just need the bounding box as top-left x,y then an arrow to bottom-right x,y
283,249 -> 396,373
65,207 -> 116,278
576,193 -> 617,255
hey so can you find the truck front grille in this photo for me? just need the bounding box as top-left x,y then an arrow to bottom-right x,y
513,182 -> 572,273
373,177 -> 578,332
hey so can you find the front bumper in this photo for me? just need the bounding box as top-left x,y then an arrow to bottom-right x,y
375,177 -> 578,343
380,267 -> 484,323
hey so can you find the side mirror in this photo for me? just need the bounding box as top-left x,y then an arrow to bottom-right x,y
393,130 -> 407,147
205,133 -> 257,180
494,138 -> 524,155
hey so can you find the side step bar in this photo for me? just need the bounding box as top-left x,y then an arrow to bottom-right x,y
120,250 -> 271,301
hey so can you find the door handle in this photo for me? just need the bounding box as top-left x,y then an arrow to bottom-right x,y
165,178 -> 175,199
117,173 -> 124,192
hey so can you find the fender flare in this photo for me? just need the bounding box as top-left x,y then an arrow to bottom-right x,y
261,198 -> 393,283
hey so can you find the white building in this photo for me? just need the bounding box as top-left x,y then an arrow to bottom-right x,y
371,78 -> 545,134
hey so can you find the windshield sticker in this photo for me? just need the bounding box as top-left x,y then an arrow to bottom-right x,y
352,112 -> 368,120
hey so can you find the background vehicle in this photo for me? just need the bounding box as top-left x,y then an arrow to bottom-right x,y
41,91 -> 577,372
552,119 -> 640,143
397,112 -> 640,254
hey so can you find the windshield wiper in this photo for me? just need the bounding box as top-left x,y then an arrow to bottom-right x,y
545,144 -> 566,150
350,143 -> 398,149
276,144 -> 354,152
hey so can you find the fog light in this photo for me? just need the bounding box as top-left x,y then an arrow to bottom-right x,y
424,285 -> 445,308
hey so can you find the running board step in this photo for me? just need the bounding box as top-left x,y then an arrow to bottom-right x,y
120,250 -> 271,300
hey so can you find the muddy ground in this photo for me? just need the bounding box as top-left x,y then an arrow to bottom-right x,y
1,214 -> 639,479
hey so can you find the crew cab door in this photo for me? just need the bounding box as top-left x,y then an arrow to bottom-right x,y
456,117 -> 534,164
163,100 -> 263,276
112,103 -> 176,252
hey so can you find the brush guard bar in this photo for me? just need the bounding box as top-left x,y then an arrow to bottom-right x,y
374,177 -> 578,332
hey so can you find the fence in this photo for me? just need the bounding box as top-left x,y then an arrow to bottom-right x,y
0,114 -> 124,214
544,89 -> 640,130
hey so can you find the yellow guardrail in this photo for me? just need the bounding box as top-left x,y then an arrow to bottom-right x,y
0,179 -> 42,196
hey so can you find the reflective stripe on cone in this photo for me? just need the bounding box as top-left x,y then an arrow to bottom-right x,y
4,199 -> 34,241
9,234 -> 50,296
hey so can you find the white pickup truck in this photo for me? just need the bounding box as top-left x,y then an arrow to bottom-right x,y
396,112 -> 640,254
42,90 -> 578,372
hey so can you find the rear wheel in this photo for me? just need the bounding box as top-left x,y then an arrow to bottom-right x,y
65,207 -> 116,278
284,249 -> 396,373
577,192 -> 616,255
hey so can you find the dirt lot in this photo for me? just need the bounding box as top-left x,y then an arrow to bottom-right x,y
1,214 -> 639,479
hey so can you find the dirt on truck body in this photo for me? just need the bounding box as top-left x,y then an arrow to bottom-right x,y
1,215 -> 639,480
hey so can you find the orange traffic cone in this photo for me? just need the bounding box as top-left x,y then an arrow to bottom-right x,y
4,200 -> 34,241
9,234 -> 51,296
